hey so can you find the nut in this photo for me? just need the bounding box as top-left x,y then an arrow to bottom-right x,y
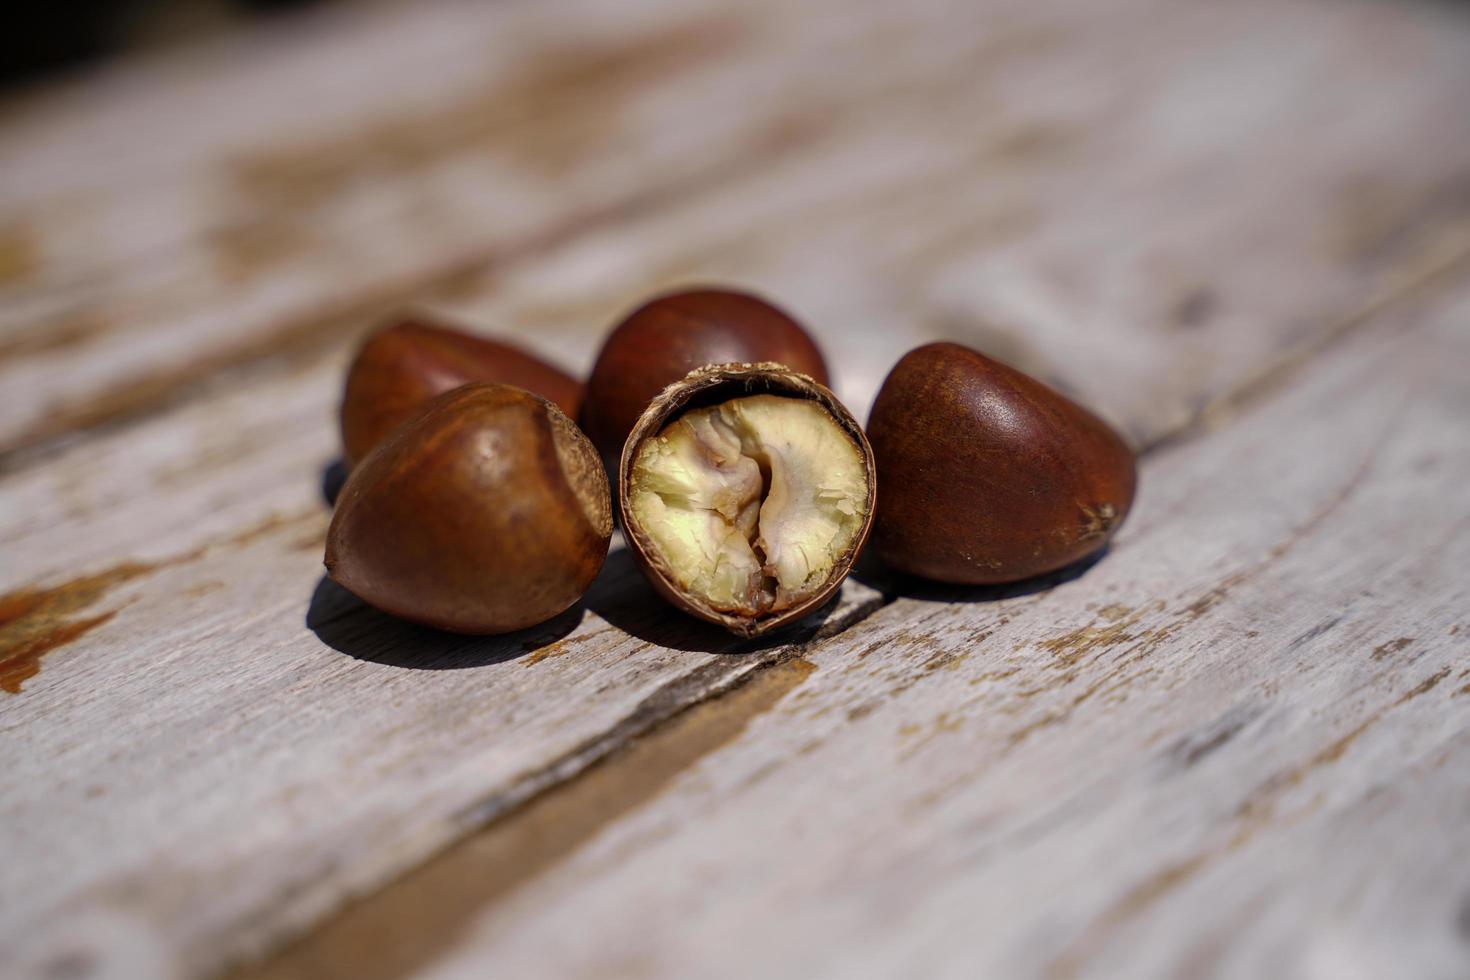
867,342 -> 1136,584
582,288 -> 829,462
340,316 -> 582,466
619,363 -> 875,637
325,383 -> 611,634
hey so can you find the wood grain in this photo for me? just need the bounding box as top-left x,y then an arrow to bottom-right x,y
2,254 -> 1463,980
1,0 -> 1468,976
302,277 -> 1470,980
2,0 -> 1470,465
0,361 -> 884,978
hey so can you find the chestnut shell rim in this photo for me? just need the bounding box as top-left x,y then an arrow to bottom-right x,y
618,362 -> 877,638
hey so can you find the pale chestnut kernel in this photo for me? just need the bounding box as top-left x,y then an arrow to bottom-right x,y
627,394 -> 869,616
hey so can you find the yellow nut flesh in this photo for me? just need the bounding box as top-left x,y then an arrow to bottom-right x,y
627,394 -> 869,616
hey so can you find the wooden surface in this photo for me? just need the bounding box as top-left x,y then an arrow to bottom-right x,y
2,0 -> 1468,977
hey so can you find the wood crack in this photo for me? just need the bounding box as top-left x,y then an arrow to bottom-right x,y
0,108 -> 833,476
1046,662 -> 1460,979
226,592 -> 885,980
1141,227 -> 1470,456
221,239 -> 1445,973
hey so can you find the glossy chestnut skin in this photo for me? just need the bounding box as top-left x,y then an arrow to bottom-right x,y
867,342 -> 1136,584
325,383 -> 612,634
619,363 -> 875,638
340,317 -> 582,466
582,288 -> 829,461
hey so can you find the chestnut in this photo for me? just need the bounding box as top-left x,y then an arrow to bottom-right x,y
866,342 -> 1136,584
619,363 -> 875,637
582,288 -> 829,462
340,316 -> 582,466
325,383 -> 611,634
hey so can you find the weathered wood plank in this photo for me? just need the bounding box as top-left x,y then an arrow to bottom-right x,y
1,0 -> 1468,976
2,0 -> 1469,464
0,349 -> 884,979
3,256 -> 1465,979
300,284 -> 1470,980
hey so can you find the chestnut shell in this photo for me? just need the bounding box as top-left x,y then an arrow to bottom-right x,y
326,383 -> 611,634
582,288 -> 829,461
867,342 -> 1136,584
619,362 -> 876,638
340,317 -> 582,466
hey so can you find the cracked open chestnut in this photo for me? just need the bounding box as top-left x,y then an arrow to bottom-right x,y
619,363 -> 875,637
582,288 -> 829,462
867,342 -> 1136,584
340,316 -> 582,467
326,383 -> 611,634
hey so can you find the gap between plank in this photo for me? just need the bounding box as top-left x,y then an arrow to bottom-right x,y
235,659 -> 820,980
0,111 -> 818,477
1140,224 -> 1470,456
222,233 -> 1470,979
224,598 -> 878,980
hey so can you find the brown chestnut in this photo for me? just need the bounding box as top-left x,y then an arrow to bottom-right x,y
325,383 -> 611,634
619,363 -> 875,637
340,316 -> 582,466
582,288 -> 829,462
867,342 -> 1136,584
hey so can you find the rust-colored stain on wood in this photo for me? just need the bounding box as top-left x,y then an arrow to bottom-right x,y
1037,604 -> 1152,669
0,222 -> 39,286
292,531 -> 330,553
0,562 -> 153,693
996,484 -> 1391,751
184,580 -> 227,599
224,511 -> 325,549
222,17 -> 741,226
520,624 -> 619,666
1394,666 -> 1450,705
1370,636 -> 1415,660
232,657 -> 815,980
0,511 -> 316,692
208,220 -> 320,284
1047,663 -> 1459,978
0,309 -> 114,363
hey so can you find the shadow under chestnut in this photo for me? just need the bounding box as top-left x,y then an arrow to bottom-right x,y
850,545 -> 1110,604
583,545 -> 839,656
306,576 -> 583,669
320,458 -> 348,507
306,532 -> 849,668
